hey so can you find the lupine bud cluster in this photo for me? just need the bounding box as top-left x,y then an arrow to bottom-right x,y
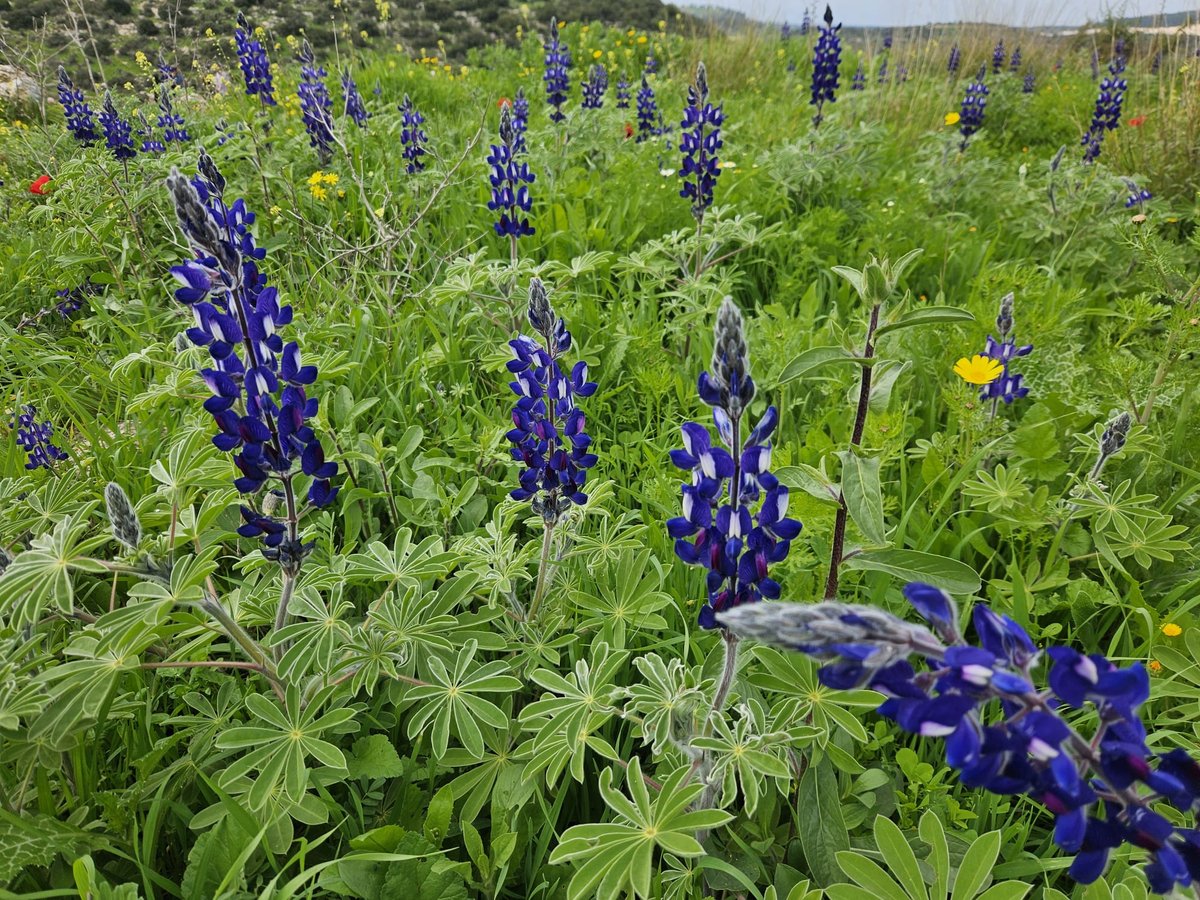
543,18 -> 571,123
487,106 -> 535,238
1023,71 -> 1036,93
138,111 -> 165,154
882,29 -> 893,49
877,58 -> 888,84
234,13 -> 276,105
1082,58 -> 1128,163
616,74 -> 630,108
852,62 -> 865,90
1009,46 -> 1022,72
958,72 -> 989,150
99,92 -> 136,161
679,62 -> 724,220
342,71 -> 370,127
166,150 -> 337,563
104,482 -> 142,551
298,41 -> 335,162
15,405 -> 68,471
1124,179 -> 1152,209
582,64 -> 608,109
668,299 -> 802,630
948,44 -> 961,73
512,89 -> 529,153
800,8 -> 811,34
644,51 -> 658,74
636,77 -> 658,141
718,584 -> 1200,895
399,94 -> 428,173
57,68 -> 97,143
157,87 -> 190,142
505,279 -> 598,524
810,5 -> 842,126
992,40 -> 1005,73
979,292 -> 1032,406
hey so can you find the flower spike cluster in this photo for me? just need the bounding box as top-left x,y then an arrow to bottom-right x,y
342,70 -> 370,127
1023,71 -> 1036,93
57,68 -> 97,143
138,111 -> 165,154
298,41 -> 335,162
978,291 -> 1033,406
99,92 -> 136,161
512,89 -> 529,153
992,40 -> 1005,73
399,94 -> 428,173
669,298 -> 802,630
958,72 -> 989,151
487,106 -> 535,238
679,62 -> 725,221
851,63 -> 865,90
157,87 -> 190,142
582,64 -> 608,109
1082,57 -> 1128,163
505,279 -> 598,524
636,77 -> 658,141
717,586 -> 1200,895
616,74 -> 630,109
948,44 -> 961,73
166,150 -> 337,563
1124,179 -> 1152,210
810,5 -> 842,126
1009,46 -> 1022,72
15,405 -> 68,471
543,18 -> 571,123
234,13 -> 276,105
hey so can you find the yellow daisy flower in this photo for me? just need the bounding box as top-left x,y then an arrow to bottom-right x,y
1162,623 -> 1183,637
944,112 -> 960,126
953,355 -> 1004,385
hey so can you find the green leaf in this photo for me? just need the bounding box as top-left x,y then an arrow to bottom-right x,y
777,346 -> 868,385
347,734 -> 405,780
424,785 -> 454,847
776,464 -> 840,504
843,549 -> 981,594
873,816 -> 926,900
875,306 -> 975,338
797,758 -> 849,887
950,830 -> 1001,900
837,450 -> 886,545
835,851 -> 906,900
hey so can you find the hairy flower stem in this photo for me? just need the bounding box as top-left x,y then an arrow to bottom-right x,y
199,595 -> 285,700
824,303 -> 880,600
528,520 -> 555,622
694,630 -> 740,830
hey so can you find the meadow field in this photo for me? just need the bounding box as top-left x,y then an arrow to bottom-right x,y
0,5 -> 1199,897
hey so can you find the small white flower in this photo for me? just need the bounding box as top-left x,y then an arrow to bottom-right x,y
659,167 -> 676,176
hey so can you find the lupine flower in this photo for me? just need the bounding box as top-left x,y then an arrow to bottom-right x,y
636,76 -> 658,141
882,29 -> 893,49
616,73 -> 630,108
14,405 -> 68,471
810,5 -> 842,127
1010,46 -> 1022,72
948,44 -> 961,73
877,58 -> 888,84
512,88 -> 529,153
342,70 -> 370,127
669,299 -> 802,630
1023,71 -> 1036,93
234,13 -> 276,105
399,94 -> 428,174
1124,179 -> 1152,210
155,51 -> 181,86
896,64 -> 908,84
487,105 -> 535,238
992,40 -> 1005,73
505,279 -> 597,524
138,111 -> 165,154
56,67 -> 97,143
1082,57 -> 1127,163
581,64 -> 607,109
644,51 -> 658,75
1115,37 -> 1126,59
851,62 -> 865,90
543,18 -> 571,123
679,61 -> 724,220
958,72 -> 989,151
717,585 -> 1200,895
99,92 -> 136,161
800,8 -> 811,34
781,22 -> 791,41
298,41 -> 335,162
29,175 -> 51,195
53,283 -> 101,319
166,150 -> 337,562
954,355 -> 1004,385
157,87 -> 190,142
1151,51 -> 1161,74
978,292 -> 1032,406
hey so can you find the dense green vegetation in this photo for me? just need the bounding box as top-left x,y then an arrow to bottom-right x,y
0,9 -> 1198,899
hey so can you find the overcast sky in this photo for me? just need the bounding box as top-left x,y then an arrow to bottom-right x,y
675,0 -> 1200,27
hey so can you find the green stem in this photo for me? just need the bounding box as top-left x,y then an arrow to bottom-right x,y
528,522 -> 555,621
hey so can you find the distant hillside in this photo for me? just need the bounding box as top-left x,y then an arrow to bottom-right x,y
0,0 -> 686,68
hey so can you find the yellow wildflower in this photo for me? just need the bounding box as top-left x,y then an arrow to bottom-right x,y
953,355 -> 1004,386
944,112 -> 960,126
1163,623 -> 1183,637
593,49 -> 602,59
310,184 -> 328,201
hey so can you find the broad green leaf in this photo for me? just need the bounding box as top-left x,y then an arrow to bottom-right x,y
874,815 -> 926,900
797,758 -> 849,887
837,450 -> 886,545
876,306 -> 975,338
777,346 -> 869,385
950,830 -> 1001,900
844,549 -> 981,594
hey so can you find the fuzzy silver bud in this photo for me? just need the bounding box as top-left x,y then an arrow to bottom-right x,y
711,297 -> 755,415
262,491 -> 284,517
105,482 -> 142,551
0,547 -> 11,576
167,168 -> 240,277
528,278 -> 555,336
996,292 -> 1014,337
1100,412 -> 1132,458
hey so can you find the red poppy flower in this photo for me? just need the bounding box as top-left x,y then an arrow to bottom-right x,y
1128,115 -> 1146,127
623,122 -> 634,139
498,96 -> 511,109
29,175 -> 51,195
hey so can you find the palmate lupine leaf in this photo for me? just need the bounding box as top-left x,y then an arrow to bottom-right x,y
405,640 -> 521,759
0,508 -> 107,627
623,653 -> 707,755
570,550 -> 672,649
269,586 -> 354,682
29,634 -> 138,746
346,527 -> 460,588
549,758 -> 733,900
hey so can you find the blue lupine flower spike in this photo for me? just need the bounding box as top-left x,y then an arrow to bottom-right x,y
234,13 -> 276,106
543,17 -> 571,123
992,40 -> 1005,73
157,86 -> 190,142
636,77 -> 658,141
669,298 -> 802,630
166,150 -> 337,567
679,61 -> 724,221
99,91 -> 136,162
716,585 -> 1200,895
297,41 -> 335,163
505,278 -> 598,524
15,405 -> 68,472
342,70 -> 370,127
487,105 -> 536,242
980,291 -> 1033,410
810,5 -> 842,126
582,64 -> 608,109
958,71 -> 989,151
616,73 -> 630,108
512,89 -> 529,154
57,67 -> 97,143
1082,57 -> 1127,163
948,44 -> 961,73
399,94 -> 428,173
